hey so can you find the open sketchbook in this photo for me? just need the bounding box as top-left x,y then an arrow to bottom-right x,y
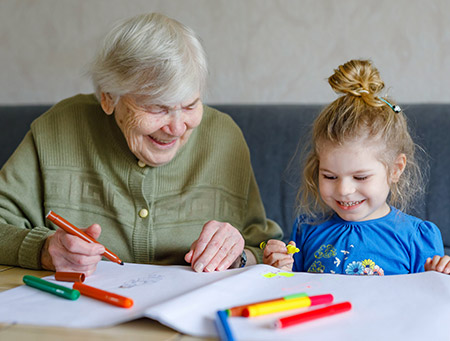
1,261 -> 450,340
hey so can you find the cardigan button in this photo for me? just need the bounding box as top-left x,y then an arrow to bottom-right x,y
139,208 -> 149,218
138,160 -> 146,168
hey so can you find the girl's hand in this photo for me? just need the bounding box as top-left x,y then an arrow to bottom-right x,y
262,239 -> 295,271
424,255 -> 450,274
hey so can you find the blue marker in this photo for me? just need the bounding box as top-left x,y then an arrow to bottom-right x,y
215,310 -> 235,341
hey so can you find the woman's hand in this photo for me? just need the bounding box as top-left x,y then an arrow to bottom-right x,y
425,255 -> 450,274
262,239 -> 295,271
40,224 -> 105,276
184,220 -> 247,272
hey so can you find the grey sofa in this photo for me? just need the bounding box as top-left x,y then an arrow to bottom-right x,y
1,102 -> 449,254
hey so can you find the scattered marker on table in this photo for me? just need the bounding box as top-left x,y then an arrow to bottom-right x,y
215,310 -> 235,341
275,301 -> 352,328
23,275 -> 80,300
73,282 -> 133,308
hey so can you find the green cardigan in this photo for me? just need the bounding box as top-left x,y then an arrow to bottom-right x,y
0,94 -> 282,269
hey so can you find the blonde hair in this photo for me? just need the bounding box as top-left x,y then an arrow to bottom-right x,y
89,13 -> 208,105
298,59 -> 424,220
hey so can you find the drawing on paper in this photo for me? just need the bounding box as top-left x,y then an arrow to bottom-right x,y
119,273 -> 164,288
262,271 -> 295,278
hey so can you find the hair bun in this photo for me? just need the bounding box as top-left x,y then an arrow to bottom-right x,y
328,60 -> 385,98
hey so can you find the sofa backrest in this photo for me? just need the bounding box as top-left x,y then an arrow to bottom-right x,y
218,104 -> 450,255
1,103 -> 450,253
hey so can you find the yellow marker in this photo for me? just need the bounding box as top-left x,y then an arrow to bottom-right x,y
286,244 -> 300,254
260,241 -> 299,254
243,296 -> 312,317
242,294 -> 333,317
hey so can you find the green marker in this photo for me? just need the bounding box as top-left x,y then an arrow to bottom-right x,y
23,275 -> 80,300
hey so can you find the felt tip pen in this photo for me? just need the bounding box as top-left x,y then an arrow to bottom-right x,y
73,282 -> 133,308
23,275 -> 80,300
275,301 -> 352,328
259,241 -> 300,254
46,210 -> 124,266
215,310 -> 235,341
242,294 -> 333,317
226,292 -> 307,317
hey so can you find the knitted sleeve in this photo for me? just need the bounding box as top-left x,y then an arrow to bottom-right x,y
240,167 -> 284,263
0,132 -> 54,269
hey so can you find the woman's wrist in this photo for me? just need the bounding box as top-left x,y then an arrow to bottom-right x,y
40,236 -> 55,271
230,250 -> 246,268
230,248 -> 257,268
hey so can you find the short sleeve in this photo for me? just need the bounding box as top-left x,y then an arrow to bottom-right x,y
409,221 -> 444,273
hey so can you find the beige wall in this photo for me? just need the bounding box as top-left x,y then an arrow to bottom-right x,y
1,0 -> 449,104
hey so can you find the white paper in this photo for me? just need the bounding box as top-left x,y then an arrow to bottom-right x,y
0,261 -> 238,328
1,261 -> 449,341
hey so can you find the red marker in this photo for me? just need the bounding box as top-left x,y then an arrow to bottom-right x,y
275,301 -> 352,328
73,282 -> 133,308
46,211 -> 124,266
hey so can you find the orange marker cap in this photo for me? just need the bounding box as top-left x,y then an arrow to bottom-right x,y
55,272 -> 86,282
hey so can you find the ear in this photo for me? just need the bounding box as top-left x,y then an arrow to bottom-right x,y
100,92 -> 115,115
390,153 -> 406,183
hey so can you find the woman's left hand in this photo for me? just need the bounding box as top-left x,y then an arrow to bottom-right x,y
184,220 -> 245,272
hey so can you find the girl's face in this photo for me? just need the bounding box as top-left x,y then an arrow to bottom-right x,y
317,139 -> 404,222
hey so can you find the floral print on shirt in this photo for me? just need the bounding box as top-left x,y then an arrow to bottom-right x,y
307,244 -> 385,276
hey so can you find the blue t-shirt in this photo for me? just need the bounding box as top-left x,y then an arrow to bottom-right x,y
291,207 -> 444,275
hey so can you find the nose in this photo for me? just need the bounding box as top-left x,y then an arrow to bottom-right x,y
163,109 -> 186,136
336,178 -> 355,196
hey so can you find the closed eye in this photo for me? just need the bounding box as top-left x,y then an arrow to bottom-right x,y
182,99 -> 201,111
354,176 -> 369,181
143,105 -> 167,114
183,105 -> 197,111
322,174 -> 337,180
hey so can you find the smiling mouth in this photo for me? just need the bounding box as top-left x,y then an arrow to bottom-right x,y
337,200 -> 365,207
148,135 -> 176,146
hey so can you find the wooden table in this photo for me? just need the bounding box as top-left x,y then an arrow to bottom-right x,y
0,265 -> 213,341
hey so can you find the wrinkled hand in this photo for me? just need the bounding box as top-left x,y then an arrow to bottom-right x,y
184,220 -> 245,272
262,239 -> 294,271
425,255 -> 450,274
40,224 -> 105,276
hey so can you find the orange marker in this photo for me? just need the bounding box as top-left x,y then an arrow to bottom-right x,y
73,282 -> 133,308
46,211 -> 124,266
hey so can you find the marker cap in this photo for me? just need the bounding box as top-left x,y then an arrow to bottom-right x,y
55,272 -> 86,283
309,293 -> 333,306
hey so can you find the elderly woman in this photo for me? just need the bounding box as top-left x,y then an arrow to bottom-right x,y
0,13 -> 282,275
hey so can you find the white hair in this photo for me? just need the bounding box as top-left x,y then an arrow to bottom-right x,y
89,13 -> 208,105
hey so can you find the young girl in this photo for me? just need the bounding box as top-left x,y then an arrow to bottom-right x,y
263,59 -> 450,275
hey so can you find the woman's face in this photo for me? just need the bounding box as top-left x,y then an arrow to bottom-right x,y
104,93 -> 203,167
